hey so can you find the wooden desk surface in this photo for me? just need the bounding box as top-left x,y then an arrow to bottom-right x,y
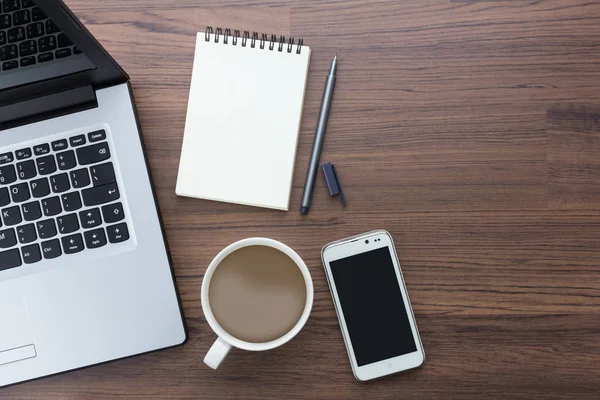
6,0 -> 600,398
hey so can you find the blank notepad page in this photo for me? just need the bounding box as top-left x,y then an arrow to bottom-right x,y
176,31 -> 311,210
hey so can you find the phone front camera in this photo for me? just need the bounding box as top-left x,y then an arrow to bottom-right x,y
365,240 -> 369,244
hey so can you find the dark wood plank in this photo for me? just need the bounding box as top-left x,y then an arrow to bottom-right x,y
548,104 -> 600,209
4,0 -> 600,398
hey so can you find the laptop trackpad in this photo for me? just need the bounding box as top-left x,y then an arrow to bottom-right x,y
0,295 -> 36,366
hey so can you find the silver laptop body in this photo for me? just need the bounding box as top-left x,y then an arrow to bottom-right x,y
0,0 -> 186,388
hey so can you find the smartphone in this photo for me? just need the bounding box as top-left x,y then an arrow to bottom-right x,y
321,230 -> 425,381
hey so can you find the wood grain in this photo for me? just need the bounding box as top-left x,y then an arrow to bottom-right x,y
5,0 -> 600,398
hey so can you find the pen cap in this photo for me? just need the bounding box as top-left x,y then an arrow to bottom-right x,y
322,162 -> 346,207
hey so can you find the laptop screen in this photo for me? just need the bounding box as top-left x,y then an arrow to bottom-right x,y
0,0 -> 95,91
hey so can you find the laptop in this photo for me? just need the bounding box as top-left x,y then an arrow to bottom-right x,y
0,0 -> 187,387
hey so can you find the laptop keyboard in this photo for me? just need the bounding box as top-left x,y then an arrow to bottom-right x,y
0,129 -> 131,271
0,0 -> 80,72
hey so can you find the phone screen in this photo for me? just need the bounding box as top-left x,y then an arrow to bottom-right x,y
330,246 -> 417,366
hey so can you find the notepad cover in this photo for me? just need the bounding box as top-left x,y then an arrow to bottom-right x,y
176,32 -> 311,210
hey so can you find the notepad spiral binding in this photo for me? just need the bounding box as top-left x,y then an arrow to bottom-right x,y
205,26 -> 304,54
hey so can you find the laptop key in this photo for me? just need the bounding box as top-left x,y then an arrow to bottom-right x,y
26,21 -> 44,38
20,55 -> 35,67
90,162 -> 115,186
88,130 -> 106,143
38,35 -> 56,52
7,27 -> 25,43
36,154 -> 57,175
102,202 -> 124,223
42,196 -> 61,216
16,160 -> 36,180
50,173 -> 70,193
13,9 -> 31,26
0,249 -> 21,271
30,177 -> 50,198
0,187 -> 9,207
21,200 -> 41,221
61,233 -> 84,255
61,191 -> 82,212
10,182 -> 30,203
0,152 -> 13,164
57,213 -> 79,234
57,150 -> 76,170
2,205 -> 22,226
38,51 -> 53,62
31,7 -> 46,22
77,142 -> 110,165
19,39 -> 36,56
41,238 -> 61,260
17,223 -> 36,244
37,218 -> 56,239
22,0 -> 35,7
69,135 -> 86,147
0,44 -> 17,61
79,207 -> 102,229
33,143 -> 50,156
0,228 -> 17,249
57,32 -> 73,48
45,20 -> 60,34
3,0 -> 21,13
2,60 -> 17,70
0,15 -> 11,30
84,228 -> 107,249
55,48 -> 71,59
21,243 -> 41,264
51,139 -> 68,152
107,223 -> 129,244
0,31 -> 5,46
70,168 -> 90,188
82,182 -> 119,207
0,164 -> 17,184
15,148 -> 32,160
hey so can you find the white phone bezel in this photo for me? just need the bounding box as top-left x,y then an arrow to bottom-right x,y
321,230 -> 425,382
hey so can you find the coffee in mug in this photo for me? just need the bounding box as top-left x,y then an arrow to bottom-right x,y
202,238 -> 313,369
209,245 -> 307,343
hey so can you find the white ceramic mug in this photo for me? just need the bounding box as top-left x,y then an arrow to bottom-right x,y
201,238 -> 314,369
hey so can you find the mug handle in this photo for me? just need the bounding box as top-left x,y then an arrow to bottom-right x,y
204,337 -> 232,369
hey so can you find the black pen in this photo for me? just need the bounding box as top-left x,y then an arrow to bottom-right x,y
300,54 -> 338,214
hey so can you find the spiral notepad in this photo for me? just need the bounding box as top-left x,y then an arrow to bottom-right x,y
176,27 -> 311,210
